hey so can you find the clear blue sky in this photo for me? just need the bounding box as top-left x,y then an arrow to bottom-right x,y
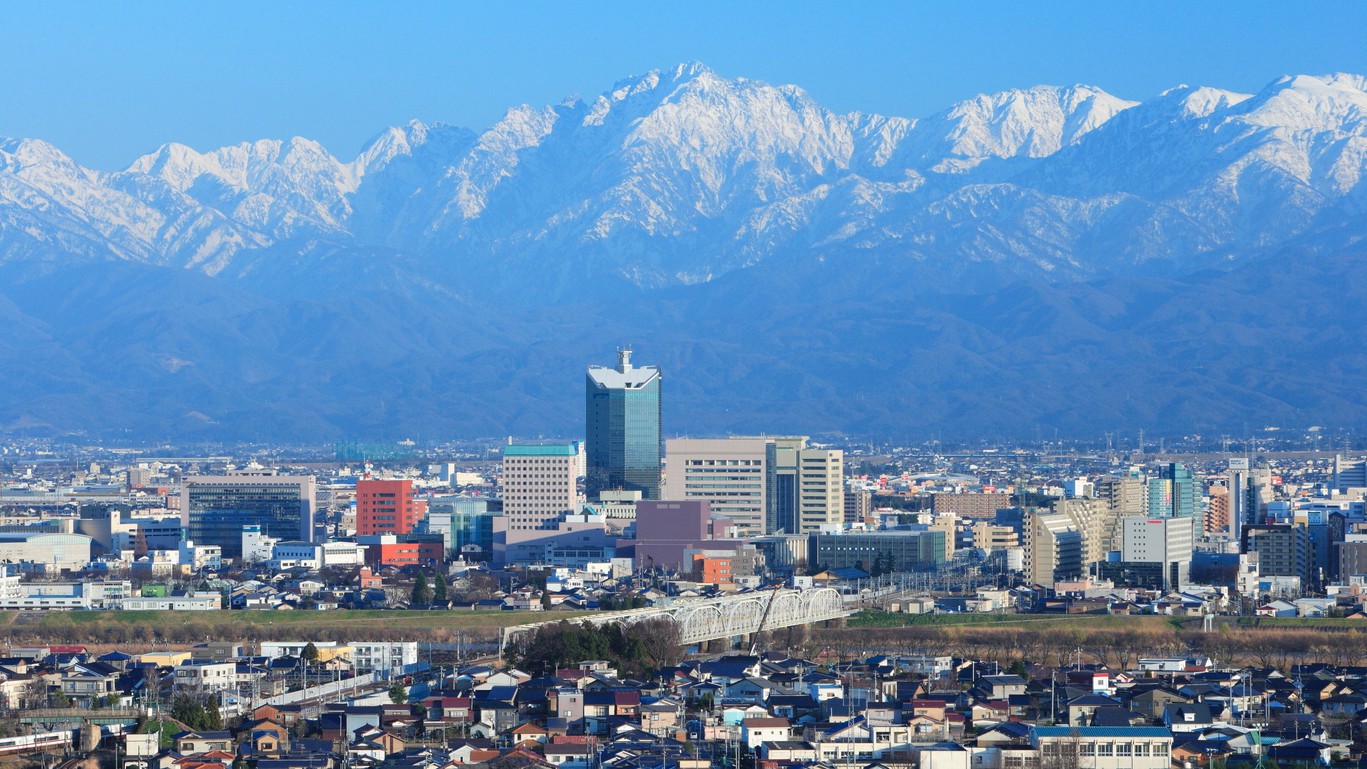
3,1 -> 1365,170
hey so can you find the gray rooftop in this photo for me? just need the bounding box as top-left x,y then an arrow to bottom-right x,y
587,348 -> 660,390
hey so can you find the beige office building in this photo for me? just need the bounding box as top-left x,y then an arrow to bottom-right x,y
663,436 -> 844,536
664,438 -> 770,536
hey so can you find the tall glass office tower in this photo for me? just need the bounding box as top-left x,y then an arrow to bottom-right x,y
586,349 -> 661,500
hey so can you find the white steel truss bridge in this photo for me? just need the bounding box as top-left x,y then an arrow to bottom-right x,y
501,587 -> 849,649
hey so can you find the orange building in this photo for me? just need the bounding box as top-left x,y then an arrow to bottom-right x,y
1206,484 -> 1230,535
356,479 -> 426,536
692,553 -> 733,585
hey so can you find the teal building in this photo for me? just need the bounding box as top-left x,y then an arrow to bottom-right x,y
1147,462 -> 1199,518
585,349 -> 661,500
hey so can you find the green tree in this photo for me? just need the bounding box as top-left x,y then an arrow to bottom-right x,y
502,617 -> 681,678
411,573 -> 432,605
1009,659 -> 1029,679
434,573 -> 448,603
389,683 -> 408,705
171,694 -> 208,730
203,696 -> 222,730
302,642 -> 321,665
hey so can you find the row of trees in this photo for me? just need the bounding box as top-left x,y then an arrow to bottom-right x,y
502,618 -> 682,678
813,619 -> 1367,671
410,572 -> 448,605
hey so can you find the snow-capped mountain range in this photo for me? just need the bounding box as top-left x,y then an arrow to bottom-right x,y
4,63 -> 1366,295
2,63 -> 1366,440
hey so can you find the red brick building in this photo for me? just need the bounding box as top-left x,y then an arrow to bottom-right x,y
355,479 -> 426,536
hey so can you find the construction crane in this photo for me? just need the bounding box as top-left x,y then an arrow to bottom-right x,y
749,588 -> 781,655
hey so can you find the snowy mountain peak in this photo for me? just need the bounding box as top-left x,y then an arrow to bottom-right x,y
353,120 -> 432,175
0,137 -> 88,175
921,84 -> 1138,162
1153,85 -> 1252,119
1230,72 -> 1367,131
2,65 -> 1367,294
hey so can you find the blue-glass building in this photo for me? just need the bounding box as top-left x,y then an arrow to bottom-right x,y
181,473 -> 316,559
1146,462 -> 1199,518
586,349 -> 661,500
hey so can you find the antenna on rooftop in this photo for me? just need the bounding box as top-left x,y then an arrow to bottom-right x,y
617,346 -> 633,373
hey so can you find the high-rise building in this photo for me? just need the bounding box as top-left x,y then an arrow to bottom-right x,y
1146,463 -> 1199,519
181,472 -> 316,560
1023,495 -> 1119,588
1206,485 -> 1231,535
664,438 -> 770,535
1097,472 -> 1145,520
798,447 -> 844,532
355,479 -> 425,536
1227,458 -> 1250,541
1119,516 -> 1195,590
1333,455 -> 1367,492
1025,510 -> 1084,588
1243,525 -> 1313,590
664,436 -> 843,536
500,443 -> 581,535
843,488 -> 872,525
586,349 -> 661,501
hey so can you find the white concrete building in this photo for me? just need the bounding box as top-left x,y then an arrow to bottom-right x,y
0,532 -> 94,572
1030,726 -> 1172,769
320,541 -> 366,567
260,640 -> 418,675
174,660 -> 237,692
0,574 -> 132,609
270,541 -> 322,570
1120,515 -> 1196,589
120,592 -> 222,611
242,525 -> 279,564
179,540 -> 223,571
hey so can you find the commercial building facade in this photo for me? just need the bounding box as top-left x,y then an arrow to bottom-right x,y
664,438 -> 770,535
663,436 -> 843,536
1117,515 -> 1196,590
585,349 -> 661,501
1147,462 -> 1199,519
355,479 -> 425,536
501,443 -> 580,535
181,472 -> 316,560
809,530 -> 946,572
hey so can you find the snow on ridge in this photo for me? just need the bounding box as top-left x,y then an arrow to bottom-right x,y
2,65 -> 1367,284
919,84 -> 1139,161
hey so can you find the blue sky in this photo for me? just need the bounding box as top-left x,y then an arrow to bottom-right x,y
3,2 -> 1365,169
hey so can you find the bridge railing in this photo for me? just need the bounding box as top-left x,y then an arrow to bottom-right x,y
500,587 -> 850,648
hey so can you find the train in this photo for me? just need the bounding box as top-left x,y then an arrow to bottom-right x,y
0,730 -> 74,756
